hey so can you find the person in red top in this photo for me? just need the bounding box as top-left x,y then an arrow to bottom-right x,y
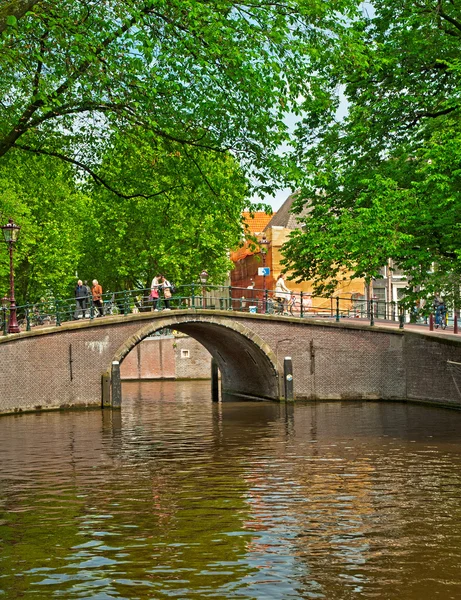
92,279 -> 104,317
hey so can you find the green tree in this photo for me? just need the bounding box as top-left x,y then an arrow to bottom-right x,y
284,0 -> 461,305
0,151 -> 89,302
76,129 -> 249,291
0,0 -> 350,198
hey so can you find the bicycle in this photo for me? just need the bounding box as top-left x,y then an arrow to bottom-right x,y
435,308 -> 447,330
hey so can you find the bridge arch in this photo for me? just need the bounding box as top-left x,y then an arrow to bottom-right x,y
111,314 -> 281,401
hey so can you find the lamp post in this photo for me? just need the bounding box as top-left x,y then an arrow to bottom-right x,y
200,270 -> 209,308
1,219 -> 21,333
259,234 -> 270,312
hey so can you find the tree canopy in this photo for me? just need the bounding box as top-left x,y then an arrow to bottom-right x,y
0,0 -> 350,197
77,128 -> 250,293
0,130 -> 250,301
283,0 -> 461,305
0,0 -> 358,302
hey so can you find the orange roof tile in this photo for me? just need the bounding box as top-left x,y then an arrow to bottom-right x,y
230,211 -> 275,263
242,212 -> 274,235
230,245 -> 254,262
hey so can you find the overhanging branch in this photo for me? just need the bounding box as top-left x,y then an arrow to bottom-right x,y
0,0 -> 39,34
15,144 -> 185,200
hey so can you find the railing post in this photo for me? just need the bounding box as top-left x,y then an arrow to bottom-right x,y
228,285 -> 232,310
399,304 -> 405,329
26,304 -> 31,331
2,305 -> 7,335
300,291 -> 304,318
370,298 -> 374,326
429,312 -> 434,331
124,290 -> 130,315
454,314 -> 458,334
90,297 -> 94,320
191,283 -> 195,308
336,296 -> 340,322
55,297 -> 61,326
264,289 -> 268,314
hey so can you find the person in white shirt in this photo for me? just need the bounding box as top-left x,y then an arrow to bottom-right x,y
275,274 -> 290,314
150,275 -> 161,311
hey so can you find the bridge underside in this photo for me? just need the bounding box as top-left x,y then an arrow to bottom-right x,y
168,322 -> 280,400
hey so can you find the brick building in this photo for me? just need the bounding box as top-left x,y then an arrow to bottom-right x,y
230,193 -> 366,313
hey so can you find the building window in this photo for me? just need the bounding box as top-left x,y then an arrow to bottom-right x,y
180,349 -> 190,359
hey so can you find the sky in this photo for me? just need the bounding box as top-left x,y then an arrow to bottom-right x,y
262,83 -> 351,212
265,187 -> 293,211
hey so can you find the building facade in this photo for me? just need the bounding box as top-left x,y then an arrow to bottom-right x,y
230,193 -> 367,315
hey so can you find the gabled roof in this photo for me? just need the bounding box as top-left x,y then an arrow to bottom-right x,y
265,191 -> 308,230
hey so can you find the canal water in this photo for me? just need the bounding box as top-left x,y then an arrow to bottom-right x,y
1,381 -> 461,599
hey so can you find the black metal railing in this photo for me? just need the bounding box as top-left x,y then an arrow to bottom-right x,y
0,284 -> 452,334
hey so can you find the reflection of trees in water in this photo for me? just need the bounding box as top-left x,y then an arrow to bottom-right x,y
3,386 -> 461,598
240,401 -> 461,599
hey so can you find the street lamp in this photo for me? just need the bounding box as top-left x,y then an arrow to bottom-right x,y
259,234 -> 270,312
1,219 -> 21,333
199,270 -> 209,308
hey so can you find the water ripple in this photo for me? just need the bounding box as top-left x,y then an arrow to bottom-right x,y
1,382 -> 461,598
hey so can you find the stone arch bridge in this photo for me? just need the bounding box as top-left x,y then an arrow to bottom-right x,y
1,309 -> 461,415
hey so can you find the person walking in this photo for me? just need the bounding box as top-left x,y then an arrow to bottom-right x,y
247,279 -> 256,312
83,281 -> 92,317
275,273 -> 291,314
150,274 -> 161,311
92,279 -> 104,317
434,295 -> 447,329
288,292 -> 297,315
161,276 -> 173,310
74,280 -> 87,319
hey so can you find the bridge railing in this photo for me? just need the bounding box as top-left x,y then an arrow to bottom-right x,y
0,284 -> 433,334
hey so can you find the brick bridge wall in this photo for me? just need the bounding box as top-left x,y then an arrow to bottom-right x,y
0,310 -> 460,415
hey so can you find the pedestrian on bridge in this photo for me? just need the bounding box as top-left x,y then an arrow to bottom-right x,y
275,273 -> 291,314
433,295 -> 447,329
150,275 -> 161,311
74,280 -> 87,319
92,279 -> 104,317
161,276 -> 172,310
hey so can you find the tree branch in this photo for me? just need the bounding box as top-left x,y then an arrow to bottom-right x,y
0,0 -> 39,34
439,8 -> 461,33
407,105 -> 457,127
0,3 -> 156,157
15,144 -> 185,200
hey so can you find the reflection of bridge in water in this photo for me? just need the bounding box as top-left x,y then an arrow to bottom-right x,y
1,308 -> 461,416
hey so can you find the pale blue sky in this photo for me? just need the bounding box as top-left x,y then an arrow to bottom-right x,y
262,84 -> 350,211
265,187 -> 293,211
